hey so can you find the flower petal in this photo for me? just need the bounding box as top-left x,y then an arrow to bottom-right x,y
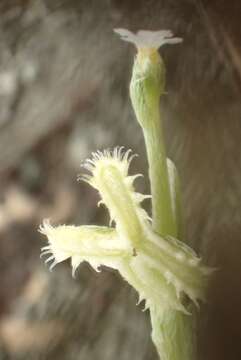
114,28 -> 182,49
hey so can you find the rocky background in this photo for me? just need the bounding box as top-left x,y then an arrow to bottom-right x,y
0,1 -> 240,359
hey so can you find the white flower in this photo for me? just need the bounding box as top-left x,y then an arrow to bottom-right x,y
114,29 -> 182,49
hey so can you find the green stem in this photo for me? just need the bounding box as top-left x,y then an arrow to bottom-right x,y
150,304 -> 196,360
143,108 -> 177,237
167,158 -> 184,240
130,50 -> 196,360
143,106 -> 196,360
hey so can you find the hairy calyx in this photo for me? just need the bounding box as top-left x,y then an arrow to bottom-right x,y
40,148 -> 211,313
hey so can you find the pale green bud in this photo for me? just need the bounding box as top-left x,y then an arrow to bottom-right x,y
114,28 -> 182,131
130,48 -> 165,129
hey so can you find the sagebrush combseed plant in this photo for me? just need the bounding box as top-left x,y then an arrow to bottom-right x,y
40,29 -> 212,360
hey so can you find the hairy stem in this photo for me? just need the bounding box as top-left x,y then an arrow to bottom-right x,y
130,49 -> 196,360
143,108 -> 177,237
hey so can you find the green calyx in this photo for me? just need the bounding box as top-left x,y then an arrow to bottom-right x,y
130,49 -> 165,129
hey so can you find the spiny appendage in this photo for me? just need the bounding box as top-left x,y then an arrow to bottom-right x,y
79,147 -> 152,232
124,238 -> 211,313
120,257 -> 187,313
79,147 -> 135,185
141,229 -> 213,309
39,219 -> 132,276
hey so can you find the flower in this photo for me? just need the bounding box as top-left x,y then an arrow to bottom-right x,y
114,30 -> 182,129
114,29 -> 182,50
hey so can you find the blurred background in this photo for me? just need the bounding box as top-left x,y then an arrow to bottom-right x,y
0,1 -> 240,359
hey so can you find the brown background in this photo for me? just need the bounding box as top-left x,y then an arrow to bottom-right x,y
0,1 -> 241,359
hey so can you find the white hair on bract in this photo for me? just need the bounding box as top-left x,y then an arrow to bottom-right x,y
39,220 -> 132,276
39,147 -> 212,313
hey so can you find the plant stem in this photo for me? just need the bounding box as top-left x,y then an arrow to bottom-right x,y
143,108 -> 177,237
130,50 -> 196,360
142,98 -> 195,360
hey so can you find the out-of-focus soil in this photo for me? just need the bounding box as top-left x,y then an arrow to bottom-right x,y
0,1 -> 241,359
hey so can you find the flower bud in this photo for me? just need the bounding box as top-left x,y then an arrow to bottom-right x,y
130,50 -> 165,129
